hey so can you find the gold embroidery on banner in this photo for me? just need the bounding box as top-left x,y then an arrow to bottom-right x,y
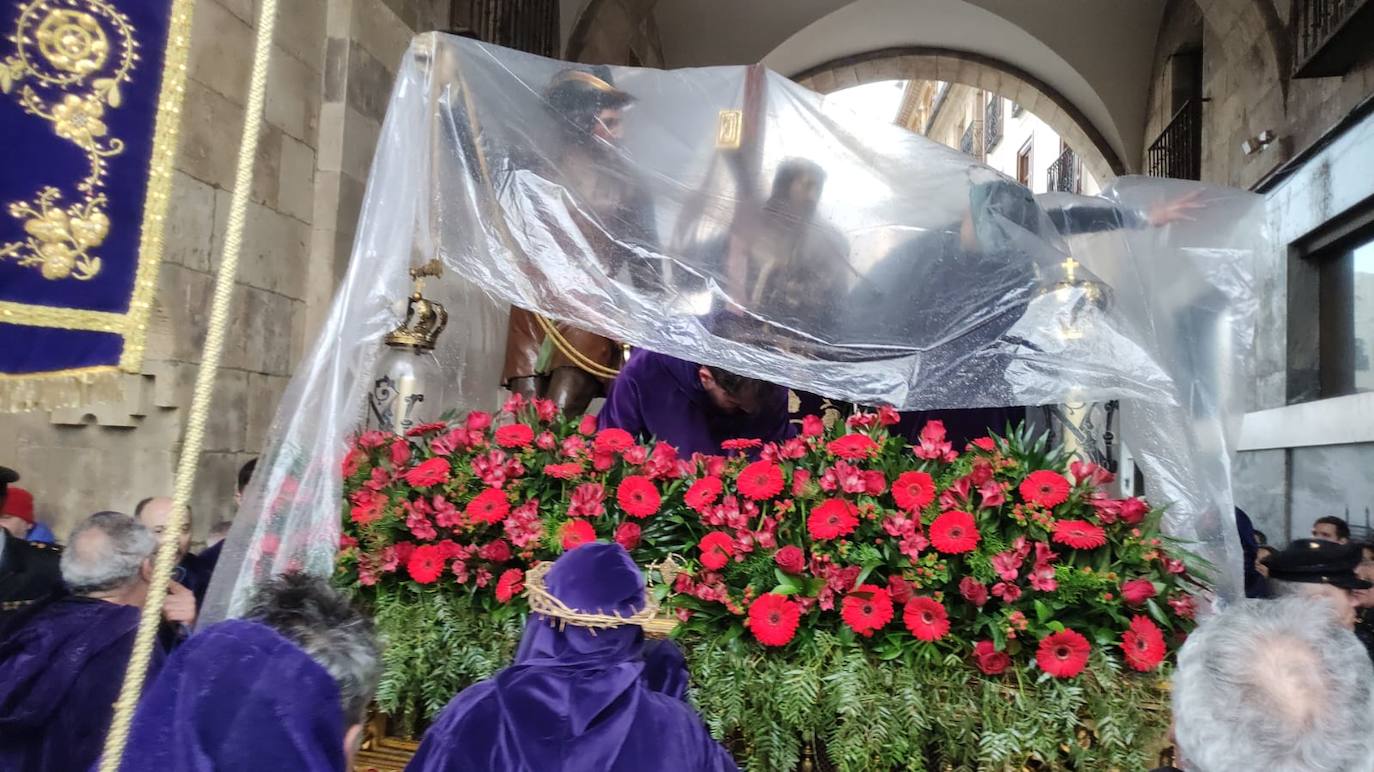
0,299 -> 127,332
1,0 -> 137,281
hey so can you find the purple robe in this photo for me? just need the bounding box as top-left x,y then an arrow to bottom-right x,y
116,619 -> 346,771
599,350 -> 792,457
408,543 -> 737,772
0,595 -> 163,771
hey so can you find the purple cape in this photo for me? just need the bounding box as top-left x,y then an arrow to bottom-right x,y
117,619 -> 346,771
0,595 -> 162,771
408,543 -> 737,772
599,350 -> 792,458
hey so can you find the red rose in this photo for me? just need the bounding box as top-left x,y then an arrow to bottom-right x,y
801,415 -> 825,438
478,539 -> 511,563
593,428 -> 635,455
560,519 -> 596,550
877,405 -> 901,426
826,433 -> 880,460
747,593 -> 801,647
1052,519 -> 1108,550
773,545 -> 805,575
465,488 -> 511,525
1121,578 -> 1157,605
494,423 -> 535,449
929,510 -> 980,553
972,640 -> 1011,675
861,470 -> 887,495
887,576 -> 914,604
1036,629 -> 1091,678
958,576 -> 989,606
1019,470 -> 1071,508
390,439 -> 411,467
616,475 -> 661,518
684,477 -> 724,512
403,457 -> 451,488
807,498 -> 859,541
737,461 -> 784,501
1119,497 -> 1148,525
406,544 -> 445,584
1122,615 -> 1166,672
841,584 -> 894,637
699,531 -> 734,571
892,471 -> 935,512
614,521 -> 642,551
903,596 -> 950,641
578,414 -> 598,435
495,568 -> 524,603
466,411 -> 492,431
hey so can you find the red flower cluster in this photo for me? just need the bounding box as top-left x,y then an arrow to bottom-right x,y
841,584 -> 894,637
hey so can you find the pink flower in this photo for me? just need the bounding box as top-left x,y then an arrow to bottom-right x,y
1121,578 -> 1157,605
390,439 -> 411,467
1028,566 -> 1058,592
578,414 -> 598,435
978,479 -> 1006,508
1070,459 -> 1115,488
877,405 -> 901,426
533,398 -> 558,423
536,431 -> 557,450
1119,498 -> 1149,525
991,551 -> 1023,582
568,483 -> 605,519
479,539 -> 511,563
502,392 -> 525,414
801,414 -> 825,437
773,545 -> 805,575
991,582 -> 1022,602
1168,593 -> 1196,619
959,577 -> 989,606
913,420 -> 957,462
614,521 -> 642,551
466,411 -> 492,431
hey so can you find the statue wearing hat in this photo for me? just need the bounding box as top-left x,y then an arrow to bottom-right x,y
501,66 -> 656,416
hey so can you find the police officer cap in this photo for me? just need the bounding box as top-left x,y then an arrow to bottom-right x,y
1262,538 -> 1372,590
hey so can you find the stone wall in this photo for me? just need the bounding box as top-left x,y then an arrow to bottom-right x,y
0,0 -> 449,543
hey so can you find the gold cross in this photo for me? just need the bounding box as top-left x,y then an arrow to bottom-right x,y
1061,257 -> 1079,282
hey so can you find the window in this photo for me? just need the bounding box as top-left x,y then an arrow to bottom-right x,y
984,94 -> 1003,152
1289,209 -> 1374,402
1016,137 -> 1033,186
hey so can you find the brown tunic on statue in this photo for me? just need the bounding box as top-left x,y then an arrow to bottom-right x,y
501,309 -> 617,387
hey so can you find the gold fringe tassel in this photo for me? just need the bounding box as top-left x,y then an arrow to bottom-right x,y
0,368 -> 125,414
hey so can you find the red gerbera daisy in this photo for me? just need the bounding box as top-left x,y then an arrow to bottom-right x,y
747,593 -> 801,647
902,596 -> 951,641
737,461 -> 784,501
1052,519 -> 1108,550
593,428 -> 635,455
807,498 -> 859,541
403,457 -> 451,488
929,510 -> 981,554
1019,470 -> 1071,507
1036,629 -> 1091,678
560,519 -> 596,550
494,423 -> 535,449
699,531 -> 734,570
406,544 -> 444,584
464,488 -> 510,525
892,471 -> 936,512
720,438 -> 763,452
544,462 -> 582,480
494,568 -> 524,603
841,584 -> 894,637
1121,615 -> 1166,672
684,477 -> 724,512
616,475 -> 661,518
826,433 -> 880,460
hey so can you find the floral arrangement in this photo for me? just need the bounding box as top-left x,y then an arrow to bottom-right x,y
339,395 -> 1199,769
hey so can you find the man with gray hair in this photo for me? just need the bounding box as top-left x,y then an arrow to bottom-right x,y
116,572 -> 382,770
1170,597 -> 1374,772
0,511 -> 165,771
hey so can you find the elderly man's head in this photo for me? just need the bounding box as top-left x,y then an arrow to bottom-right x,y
60,511 -> 157,607
1172,598 -> 1374,772
134,496 -> 191,560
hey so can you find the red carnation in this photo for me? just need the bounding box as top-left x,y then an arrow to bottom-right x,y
616,475 -> 661,518
903,596 -> 950,641
827,433 -> 880,460
929,510 -> 980,554
390,439 -> 411,467
747,593 -> 801,647
533,398 -> 558,423
699,531 -> 734,571
773,545 -> 806,575
1119,497 -> 1149,525
841,584 -> 894,637
578,414 -> 598,435
465,488 -> 510,525
807,498 -> 859,541
403,457 -> 451,488
738,461 -> 785,501
494,423 -> 535,449
1052,519 -> 1108,550
1122,615 -> 1166,672
614,521 -> 642,551
478,539 -> 511,563
1036,629 -> 1091,678
495,568 -> 524,603
544,462 -> 582,480
892,471 -> 936,512
720,438 -> 762,452
593,428 -> 635,455
560,519 -> 596,550
1020,470 -> 1071,508
1121,578 -> 1157,605
406,544 -> 445,584
959,576 -> 989,606
972,640 -> 1012,675
684,477 -> 723,512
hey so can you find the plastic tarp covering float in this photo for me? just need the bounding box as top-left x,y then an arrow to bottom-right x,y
201,34 -> 1267,623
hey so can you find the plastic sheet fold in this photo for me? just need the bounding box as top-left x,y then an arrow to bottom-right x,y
201,34 -> 1266,623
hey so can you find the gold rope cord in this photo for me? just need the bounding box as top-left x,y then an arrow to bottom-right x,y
98,0 -> 278,767
533,311 -> 620,379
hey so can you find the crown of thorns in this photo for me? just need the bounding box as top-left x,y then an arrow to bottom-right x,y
523,556 -> 683,631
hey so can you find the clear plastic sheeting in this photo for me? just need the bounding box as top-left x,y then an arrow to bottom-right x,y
201,34 -> 1266,623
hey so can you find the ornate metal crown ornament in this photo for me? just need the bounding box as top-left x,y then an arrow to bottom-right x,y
384,258 -> 448,351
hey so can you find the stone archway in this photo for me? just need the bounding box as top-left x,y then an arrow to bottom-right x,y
793,48 -> 1125,184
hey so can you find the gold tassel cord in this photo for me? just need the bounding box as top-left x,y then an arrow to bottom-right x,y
97,0 -> 278,767
532,312 -> 620,379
